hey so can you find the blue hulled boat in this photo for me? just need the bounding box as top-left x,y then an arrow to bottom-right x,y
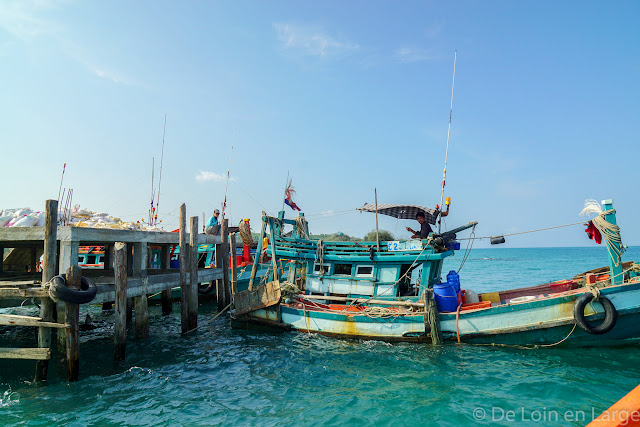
231,200 -> 640,347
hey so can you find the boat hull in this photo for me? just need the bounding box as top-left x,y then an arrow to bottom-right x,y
238,281 -> 640,346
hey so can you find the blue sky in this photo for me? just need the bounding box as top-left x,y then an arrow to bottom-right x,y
1,1 -> 638,248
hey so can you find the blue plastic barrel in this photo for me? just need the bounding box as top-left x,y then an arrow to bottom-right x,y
447,270 -> 461,293
433,283 -> 459,313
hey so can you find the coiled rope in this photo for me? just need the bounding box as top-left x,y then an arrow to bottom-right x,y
580,199 -> 625,267
238,221 -> 253,246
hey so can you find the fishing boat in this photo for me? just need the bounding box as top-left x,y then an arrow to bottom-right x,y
231,200 -> 640,347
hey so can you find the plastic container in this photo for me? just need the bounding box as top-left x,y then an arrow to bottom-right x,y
460,301 -> 492,311
433,283 -> 459,313
447,270 -> 461,293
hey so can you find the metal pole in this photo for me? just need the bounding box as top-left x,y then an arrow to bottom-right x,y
375,188 -> 380,251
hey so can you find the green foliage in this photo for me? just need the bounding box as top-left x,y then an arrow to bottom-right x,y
310,232 -> 361,242
363,229 -> 394,242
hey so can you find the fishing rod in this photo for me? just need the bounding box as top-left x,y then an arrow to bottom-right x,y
155,114 -> 167,226
149,157 -> 155,225
221,129 -> 235,219
57,163 -> 66,201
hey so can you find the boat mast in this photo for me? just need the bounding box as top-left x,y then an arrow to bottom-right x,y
439,51 -> 457,233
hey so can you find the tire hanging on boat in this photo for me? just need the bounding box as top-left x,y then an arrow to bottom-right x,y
573,293 -> 617,335
48,274 -> 97,304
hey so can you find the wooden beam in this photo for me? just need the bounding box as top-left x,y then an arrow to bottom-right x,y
0,348 -> 51,360
230,233 -> 238,295
0,314 -> 68,329
65,265 -> 80,381
0,288 -> 49,298
188,216 -> 198,331
36,199 -> 57,382
113,242 -> 127,363
221,219 -> 231,309
133,242 -> 149,339
249,216 -> 267,290
179,204 -> 189,334
160,244 -> 172,315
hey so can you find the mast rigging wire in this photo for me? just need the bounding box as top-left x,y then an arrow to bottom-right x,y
439,51 -> 457,233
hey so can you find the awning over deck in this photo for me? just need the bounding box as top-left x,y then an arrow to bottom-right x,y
358,203 -> 439,225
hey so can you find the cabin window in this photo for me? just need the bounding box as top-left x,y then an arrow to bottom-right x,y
334,264 -> 352,276
87,255 -> 96,264
78,256 -> 84,263
314,264 -> 330,274
356,266 -> 373,277
99,256 -> 105,263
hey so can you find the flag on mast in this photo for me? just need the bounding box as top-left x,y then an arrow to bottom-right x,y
284,179 -> 301,211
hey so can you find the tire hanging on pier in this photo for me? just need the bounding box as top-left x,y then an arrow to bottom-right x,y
573,293 -> 617,335
48,274 -> 97,304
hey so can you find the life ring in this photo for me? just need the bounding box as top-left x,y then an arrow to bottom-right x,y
48,274 -> 97,304
573,292 -> 617,335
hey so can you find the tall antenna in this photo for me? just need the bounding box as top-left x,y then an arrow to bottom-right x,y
149,157 -> 155,225
222,129 -> 235,219
439,51 -> 457,233
155,114 -> 167,226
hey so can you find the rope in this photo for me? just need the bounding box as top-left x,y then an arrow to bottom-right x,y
295,216 -> 309,239
182,302 -> 232,335
458,223 -> 476,272
238,221 -> 253,245
580,199 -> 625,267
456,221 -> 584,241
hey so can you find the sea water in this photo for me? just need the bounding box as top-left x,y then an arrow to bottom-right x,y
1,246 -> 639,426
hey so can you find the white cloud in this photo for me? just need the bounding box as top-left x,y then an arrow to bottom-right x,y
273,22 -> 359,58
196,171 -> 235,183
394,47 -> 434,63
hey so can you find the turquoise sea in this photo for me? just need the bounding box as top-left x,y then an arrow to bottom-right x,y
1,246 -> 639,426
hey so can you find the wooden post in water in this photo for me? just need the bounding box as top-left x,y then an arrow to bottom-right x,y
215,240 -> 224,310
113,242 -> 127,362
35,199 -> 57,382
427,288 -> 442,345
248,215 -> 267,290
221,219 -> 231,308
64,265 -> 81,381
374,188 -> 380,251
188,216 -> 199,330
160,244 -> 172,315
56,240 -> 78,372
179,204 -> 189,334
133,242 -> 149,339
230,233 -> 238,295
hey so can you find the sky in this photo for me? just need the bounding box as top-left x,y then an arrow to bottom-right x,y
0,1 -> 638,248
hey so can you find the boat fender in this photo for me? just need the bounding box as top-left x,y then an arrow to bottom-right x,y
573,293 -> 617,335
198,282 -> 215,294
48,274 -> 97,304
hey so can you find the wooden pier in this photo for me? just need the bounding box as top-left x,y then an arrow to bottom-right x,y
0,200 -> 232,382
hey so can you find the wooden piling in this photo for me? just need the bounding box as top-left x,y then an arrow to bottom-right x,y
56,240 -> 78,372
248,216 -> 267,290
133,242 -> 149,339
65,265 -> 80,382
221,219 -> 231,308
113,242 -> 127,363
427,288 -> 442,345
188,216 -> 198,331
160,244 -> 172,315
215,242 -> 224,310
179,204 -> 189,334
35,199 -> 57,383
230,233 -> 238,295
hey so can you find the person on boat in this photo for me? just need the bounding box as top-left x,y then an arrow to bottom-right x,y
205,209 -> 221,235
406,211 -> 433,239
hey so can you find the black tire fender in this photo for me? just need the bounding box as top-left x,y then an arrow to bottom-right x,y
48,274 -> 98,304
573,292 -> 617,335
198,282 -> 215,294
